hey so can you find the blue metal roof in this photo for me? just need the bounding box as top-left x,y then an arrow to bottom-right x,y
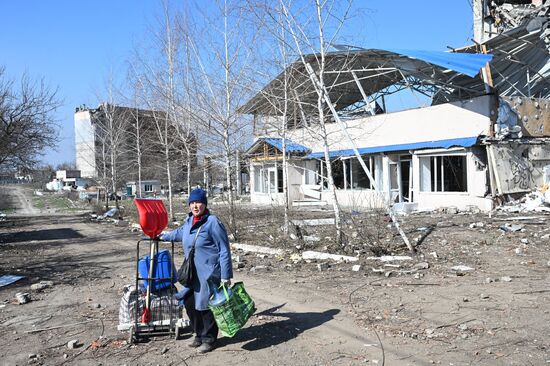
240,49 -> 493,116
307,137 -> 478,159
388,49 -> 493,78
262,138 -> 310,153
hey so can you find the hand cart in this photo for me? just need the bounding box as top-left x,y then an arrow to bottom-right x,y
129,199 -> 188,344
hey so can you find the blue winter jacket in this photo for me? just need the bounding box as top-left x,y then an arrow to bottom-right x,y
161,210 -> 233,310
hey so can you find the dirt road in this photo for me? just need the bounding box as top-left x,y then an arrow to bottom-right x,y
0,188 -> 387,366
10,185 -> 39,216
0,186 -> 549,365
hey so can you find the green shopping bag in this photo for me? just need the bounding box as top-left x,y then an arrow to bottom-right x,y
208,281 -> 256,337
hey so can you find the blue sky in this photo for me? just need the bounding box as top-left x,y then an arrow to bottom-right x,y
0,1 -> 474,167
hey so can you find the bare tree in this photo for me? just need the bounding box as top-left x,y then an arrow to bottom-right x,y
0,66 -> 60,171
184,0 -> 257,237
247,0 -> 355,243
128,1 -> 186,220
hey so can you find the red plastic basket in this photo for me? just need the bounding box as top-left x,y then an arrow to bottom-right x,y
134,199 -> 168,239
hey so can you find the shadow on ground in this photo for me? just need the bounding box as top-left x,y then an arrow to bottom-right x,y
0,228 -> 84,243
219,304 -> 339,351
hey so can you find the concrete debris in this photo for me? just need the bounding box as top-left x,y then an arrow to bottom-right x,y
291,218 -> 335,226
366,255 -> 413,262
451,265 -> 475,273
303,235 -> 321,242
498,191 -> 550,213
67,339 -> 81,349
15,292 -> 30,304
500,276 -> 512,282
231,243 -> 286,256
30,281 -> 54,291
480,293 -> 490,299
302,251 -> 358,262
469,222 -> 485,229
499,223 -> 525,232
351,265 -> 361,272
520,238 -> 529,244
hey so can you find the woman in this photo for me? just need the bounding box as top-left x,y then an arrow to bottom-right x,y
160,188 -> 233,353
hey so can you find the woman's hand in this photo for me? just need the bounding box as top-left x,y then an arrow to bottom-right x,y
221,278 -> 231,287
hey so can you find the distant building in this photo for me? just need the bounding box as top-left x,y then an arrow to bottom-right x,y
125,180 -> 161,197
46,169 -> 90,191
74,103 -> 196,191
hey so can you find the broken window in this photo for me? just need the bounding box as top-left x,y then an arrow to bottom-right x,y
420,155 -> 467,192
331,156 -> 378,190
277,167 -> 283,193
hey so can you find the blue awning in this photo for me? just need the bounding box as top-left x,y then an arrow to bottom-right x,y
262,138 -> 310,153
307,136 -> 478,159
388,49 -> 493,78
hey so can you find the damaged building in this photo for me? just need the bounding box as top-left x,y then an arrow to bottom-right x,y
240,0 -> 550,212
74,103 -> 197,192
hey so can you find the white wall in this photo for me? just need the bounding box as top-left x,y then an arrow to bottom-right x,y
287,96 -> 491,154
74,111 -> 97,178
412,149 -> 493,211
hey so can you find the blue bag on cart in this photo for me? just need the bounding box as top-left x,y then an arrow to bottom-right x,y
138,249 -> 177,292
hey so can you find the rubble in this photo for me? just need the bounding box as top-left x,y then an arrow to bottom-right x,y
67,339 -> 81,349
366,255 -> 412,262
291,218 -> 335,226
499,223 -> 524,232
498,191 -> 550,213
15,292 -> 30,304
451,265 -> 475,274
302,251 -> 358,262
30,281 -> 54,291
231,243 -> 286,256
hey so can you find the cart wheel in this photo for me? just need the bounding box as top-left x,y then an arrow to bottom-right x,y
128,327 -> 135,345
174,326 -> 181,340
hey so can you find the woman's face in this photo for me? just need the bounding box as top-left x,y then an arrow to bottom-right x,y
189,201 -> 206,217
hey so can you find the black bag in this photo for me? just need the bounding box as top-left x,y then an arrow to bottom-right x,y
177,226 -> 202,287
177,246 -> 195,287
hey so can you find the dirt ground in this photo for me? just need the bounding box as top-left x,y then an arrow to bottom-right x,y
0,185 -> 549,366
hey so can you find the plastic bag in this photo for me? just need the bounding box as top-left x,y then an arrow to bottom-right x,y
208,282 -> 255,337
